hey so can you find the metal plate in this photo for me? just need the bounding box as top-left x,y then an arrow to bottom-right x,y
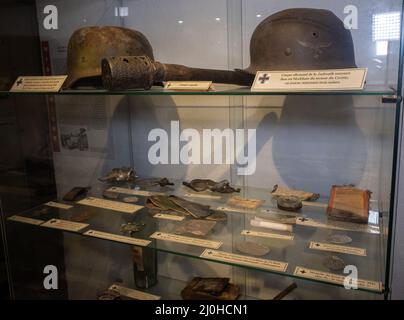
323,255 -> 346,271
236,241 -> 270,257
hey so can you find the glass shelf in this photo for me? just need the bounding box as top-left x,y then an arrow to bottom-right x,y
0,84 -> 398,97
5,179 -> 386,295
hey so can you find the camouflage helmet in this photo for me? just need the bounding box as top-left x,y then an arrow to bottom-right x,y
64,26 -> 154,88
245,8 -> 357,74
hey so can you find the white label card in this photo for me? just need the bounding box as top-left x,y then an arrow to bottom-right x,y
164,81 -> 213,91
150,232 -> 222,249
216,206 -> 256,215
153,213 -> 185,221
241,230 -> 294,241
107,187 -> 164,197
309,241 -> 366,256
184,193 -> 222,200
45,201 -> 73,210
201,249 -> 288,273
108,284 -> 160,300
252,68 -> 367,92
294,267 -> 382,292
8,215 -> 44,226
84,230 -> 151,247
301,201 -> 328,208
10,76 -> 68,92
77,197 -> 143,214
296,217 -> 380,234
42,219 -> 88,232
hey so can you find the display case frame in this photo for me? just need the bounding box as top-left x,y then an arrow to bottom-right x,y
0,0 -> 403,300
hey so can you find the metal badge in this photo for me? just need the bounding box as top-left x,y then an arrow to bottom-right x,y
277,196 -> 302,212
236,241 -> 270,257
121,222 -> 145,235
327,234 -> 353,245
122,196 -> 139,203
323,255 -> 346,271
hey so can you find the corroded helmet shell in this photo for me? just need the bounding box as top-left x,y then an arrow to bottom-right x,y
64,26 -> 154,88
245,8 -> 357,74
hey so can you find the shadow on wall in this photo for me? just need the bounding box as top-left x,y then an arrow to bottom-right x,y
265,95 -> 366,196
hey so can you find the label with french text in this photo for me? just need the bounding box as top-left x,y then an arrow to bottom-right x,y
107,187 -> 163,197
309,241 -> 366,256
216,206 -> 256,215
10,76 -> 68,92
108,284 -> 160,300
153,213 -> 185,221
241,230 -> 294,241
84,230 -> 151,247
45,201 -> 73,210
150,232 -> 222,249
8,215 -> 44,226
252,69 -> 367,92
164,81 -> 213,91
296,217 -> 380,234
42,219 -> 88,232
294,267 -> 382,292
77,197 -> 143,214
201,249 -> 288,272
301,201 -> 328,208
184,193 -> 221,200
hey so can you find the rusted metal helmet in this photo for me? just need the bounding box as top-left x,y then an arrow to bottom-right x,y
64,26 -> 154,88
245,8 -> 357,74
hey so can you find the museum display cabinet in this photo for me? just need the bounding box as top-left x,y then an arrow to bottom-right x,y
0,0 -> 403,300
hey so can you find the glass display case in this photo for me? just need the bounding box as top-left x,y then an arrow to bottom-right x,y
0,0 -> 403,300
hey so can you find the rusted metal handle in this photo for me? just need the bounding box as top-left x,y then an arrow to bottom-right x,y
102,55 -> 254,90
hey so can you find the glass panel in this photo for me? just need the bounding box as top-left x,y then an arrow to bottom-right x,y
0,85 -> 398,96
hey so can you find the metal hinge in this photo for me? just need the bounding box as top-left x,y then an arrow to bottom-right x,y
382,95 -> 402,104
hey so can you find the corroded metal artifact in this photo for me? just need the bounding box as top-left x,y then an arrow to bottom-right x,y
323,255 -> 346,272
327,234 -> 352,245
99,167 -> 136,183
327,186 -> 371,224
271,185 -> 320,201
236,241 -> 270,257
181,277 -> 240,300
277,196 -> 303,212
121,222 -> 146,236
64,26 -> 154,88
146,195 -> 212,219
183,179 -> 240,194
